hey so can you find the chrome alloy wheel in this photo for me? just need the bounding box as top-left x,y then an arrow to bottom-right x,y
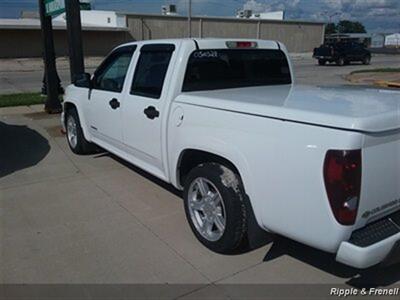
66,115 -> 78,149
188,177 -> 226,241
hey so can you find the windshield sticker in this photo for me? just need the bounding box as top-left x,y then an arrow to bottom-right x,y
193,51 -> 219,58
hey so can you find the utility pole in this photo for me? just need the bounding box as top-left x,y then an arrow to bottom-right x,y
187,0 -> 192,38
38,0 -> 62,113
65,0 -> 85,83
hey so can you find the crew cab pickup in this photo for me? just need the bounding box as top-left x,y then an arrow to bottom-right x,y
62,38 -> 400,269
313,41 -> 371,66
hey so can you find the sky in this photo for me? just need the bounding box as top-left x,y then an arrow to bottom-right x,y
0,0 -> 399,33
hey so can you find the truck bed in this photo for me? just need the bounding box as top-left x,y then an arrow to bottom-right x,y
176,85 -> 400,133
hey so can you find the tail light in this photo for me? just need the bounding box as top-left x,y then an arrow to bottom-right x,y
323,150 -> 362,225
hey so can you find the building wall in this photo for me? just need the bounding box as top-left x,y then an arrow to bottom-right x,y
0,28 -> 131,58
0,14 -> 324,58
126,14 -> 325,53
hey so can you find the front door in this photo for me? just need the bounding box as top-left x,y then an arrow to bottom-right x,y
88,46 -> 136,147
122,44 -> 176,175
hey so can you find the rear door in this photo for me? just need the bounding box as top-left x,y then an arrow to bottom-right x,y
88,46 -> 136,147
122,43 -> 176,176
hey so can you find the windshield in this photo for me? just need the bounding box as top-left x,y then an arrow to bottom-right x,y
182,49 -> 291,92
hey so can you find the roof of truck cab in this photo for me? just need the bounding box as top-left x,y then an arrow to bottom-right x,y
117,38 -> 281,50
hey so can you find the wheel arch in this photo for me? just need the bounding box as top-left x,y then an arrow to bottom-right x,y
63,100 -> 91,142
177,149 -> 242,189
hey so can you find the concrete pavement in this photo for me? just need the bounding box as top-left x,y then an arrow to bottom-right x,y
1,105 -> 400,296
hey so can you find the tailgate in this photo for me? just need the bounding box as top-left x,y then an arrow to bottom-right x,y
356,130 -> 400,228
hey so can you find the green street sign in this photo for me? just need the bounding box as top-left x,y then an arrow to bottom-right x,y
44,0 -> 65,17
44,1 -> 91,17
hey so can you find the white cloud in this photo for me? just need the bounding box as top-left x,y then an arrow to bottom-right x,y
243,0 -> 267,13
244,0 -> 399,32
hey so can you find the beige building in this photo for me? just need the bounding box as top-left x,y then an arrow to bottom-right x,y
0,12 -> 325,58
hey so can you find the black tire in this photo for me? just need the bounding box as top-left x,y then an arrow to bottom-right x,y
362,55 -> 371,65
65,107 -> 96,155
318,59 -> 326,66
183,163 -> 247,254
336,57 -> 345,66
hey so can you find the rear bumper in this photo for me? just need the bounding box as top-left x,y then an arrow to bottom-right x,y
336,209 -> 400,269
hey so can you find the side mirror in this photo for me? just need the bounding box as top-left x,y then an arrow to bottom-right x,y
74,73 -> 92,89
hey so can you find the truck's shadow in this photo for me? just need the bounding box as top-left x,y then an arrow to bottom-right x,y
264,236 -> 400,288
0,121 -> 50,178
99,152 -> 400,288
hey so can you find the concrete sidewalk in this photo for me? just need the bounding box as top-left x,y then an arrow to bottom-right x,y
1,106 -> 399,295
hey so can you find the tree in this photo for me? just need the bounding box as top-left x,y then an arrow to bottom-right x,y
325,23 -> 337,35
337,20 -> 366,33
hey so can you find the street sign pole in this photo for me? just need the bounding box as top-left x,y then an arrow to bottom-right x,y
65,0 -> 85,83
38,0 -> 62,113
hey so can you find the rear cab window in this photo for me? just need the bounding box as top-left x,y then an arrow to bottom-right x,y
131,44 -> 175,99
182,49 -> 291,92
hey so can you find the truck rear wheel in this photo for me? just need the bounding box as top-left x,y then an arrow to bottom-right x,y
65,108 -> 96,155
362,55 -> 371,65
183,163 -> 247,254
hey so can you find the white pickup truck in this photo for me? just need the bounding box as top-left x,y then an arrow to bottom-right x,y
62,38 -> 400,269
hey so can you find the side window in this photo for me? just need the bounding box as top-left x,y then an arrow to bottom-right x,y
93,46 -> 135,93
130,44 -> 174,99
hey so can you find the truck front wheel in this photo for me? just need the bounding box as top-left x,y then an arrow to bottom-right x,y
336,57 -> 345,66
65,108 -> 96,155
318,59 -> 326,66
183,163 -> 247,254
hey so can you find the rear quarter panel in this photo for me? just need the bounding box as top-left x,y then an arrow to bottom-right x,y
168,102 -> 365,252
357,130 -> 400,227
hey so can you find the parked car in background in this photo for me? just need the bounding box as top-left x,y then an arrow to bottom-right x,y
313,41 -> 371,66
62,38 -> 400,269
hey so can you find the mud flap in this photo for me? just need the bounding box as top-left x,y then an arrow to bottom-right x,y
244,194 -> 274,250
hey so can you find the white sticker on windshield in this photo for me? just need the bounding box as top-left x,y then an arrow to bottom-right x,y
193,51 -> 218,58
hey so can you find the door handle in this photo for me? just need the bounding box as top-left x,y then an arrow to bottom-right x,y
109,98 -> 120,110
144,106 -> 160,120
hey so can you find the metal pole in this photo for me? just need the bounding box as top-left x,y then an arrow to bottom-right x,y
65,0 -> 85,83
199,18 -> 203,38
38,0 -> 62,113
188,0 -> 192,38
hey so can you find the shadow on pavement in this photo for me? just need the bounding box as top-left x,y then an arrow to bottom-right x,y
0,121 -> 50,178
263,236 -> 400,288
95,152 -> 400,287
95,152 -> 182,197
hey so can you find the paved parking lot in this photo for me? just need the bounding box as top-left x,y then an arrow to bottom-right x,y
1,54 -> 400,297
